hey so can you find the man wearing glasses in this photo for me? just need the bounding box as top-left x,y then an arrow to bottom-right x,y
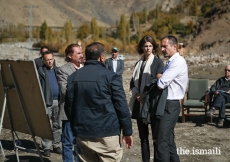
207,65 -> 230,127
105,47 -> 124,77
38,51 -> 62,157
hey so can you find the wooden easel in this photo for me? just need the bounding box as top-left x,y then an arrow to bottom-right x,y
0,60 -> 53,162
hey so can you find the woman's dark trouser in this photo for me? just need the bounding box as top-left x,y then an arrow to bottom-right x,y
137,119 -> 150,162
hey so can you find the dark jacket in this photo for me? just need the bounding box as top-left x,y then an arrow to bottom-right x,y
105,58 -> 124,76
38,65 -> 58,106
141,79 -> 168,122
65,60 -> 132,138
210,76 -> 230,94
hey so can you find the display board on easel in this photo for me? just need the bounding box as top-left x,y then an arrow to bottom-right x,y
0,60 -> 53,162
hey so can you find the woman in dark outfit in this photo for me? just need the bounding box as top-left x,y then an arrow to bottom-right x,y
129,35 -> 164,162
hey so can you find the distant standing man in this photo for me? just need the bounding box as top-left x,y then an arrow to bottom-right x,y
56,44 -> 83,162
206,65 -> 230,127
37,51 -> 62,157
65,42 -> 133,162
156,35 -> 188,162
34,46 -> 49,70
105,47 -> 124,77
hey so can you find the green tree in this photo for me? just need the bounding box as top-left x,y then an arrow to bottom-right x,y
126,21 -> 130,45
156,5 -> 160,19
132,13 -> 139,34
137,24 -> 142,42
118,14 -> 127,51
46,27 -> 55,43
62,19 -> 74,43
91,17 -> 99,41
100,27 -> 107,40
40,21 -> 48,41
77,23 -> 90,40
143,7 -> 148,23
156,26 -> 168,39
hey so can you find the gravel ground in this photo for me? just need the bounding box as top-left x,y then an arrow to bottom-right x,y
0,43 -> 230,162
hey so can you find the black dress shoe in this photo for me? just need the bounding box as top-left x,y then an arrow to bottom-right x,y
53,147 -> 62,154
42,149 -> 50,157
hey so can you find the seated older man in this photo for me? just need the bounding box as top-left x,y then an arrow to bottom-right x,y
207,65 -> 230,127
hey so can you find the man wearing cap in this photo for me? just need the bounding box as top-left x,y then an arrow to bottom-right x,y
105,47 -> 124,77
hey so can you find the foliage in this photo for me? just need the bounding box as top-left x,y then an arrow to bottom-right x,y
40,21 -> 48,41
61,19 -> 75,44
149,14 -> 185,39
117,14 -> 127,51
1,0 -> 219,54
148,5 -> 160,20
91,17 -> 99,41
131,13 -> 139,34
201,4 -> 212,15
77,23 -> 91,40
126,21 -> 130,45
0,23 -> 29,43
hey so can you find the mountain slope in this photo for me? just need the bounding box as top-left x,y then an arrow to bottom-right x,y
186,1 -> 230,56
0,0 -> 181,27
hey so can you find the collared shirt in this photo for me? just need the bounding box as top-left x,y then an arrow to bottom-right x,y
112,58 -> 118,73
74,64 -> 83,70
157,53 -> 188,100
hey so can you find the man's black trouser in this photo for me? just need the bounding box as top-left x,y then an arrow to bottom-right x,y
155,100 -> 180,162
213,92 -> 230,119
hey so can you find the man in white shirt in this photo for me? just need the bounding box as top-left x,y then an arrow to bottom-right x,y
156,35 -> 188,162
105,47 -> 124,77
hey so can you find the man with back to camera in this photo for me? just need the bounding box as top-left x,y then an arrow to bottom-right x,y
37,51 -> 62,157
56,44 -> 83,162
156,35 -> 188,162
105,47 -> 124,77
65,42 -> 133,162
206,65 -> 230,127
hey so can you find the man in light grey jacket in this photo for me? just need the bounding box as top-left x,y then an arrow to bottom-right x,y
56,44 -> 83,162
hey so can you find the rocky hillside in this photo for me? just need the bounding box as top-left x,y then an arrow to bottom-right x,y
0,0 -> 181,27
185,0 -> 230,66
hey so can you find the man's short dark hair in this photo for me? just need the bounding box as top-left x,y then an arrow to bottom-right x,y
65,44 -> 81,62
161,35 -> 178,48
85,42 -> 105,60
40,46 -> 49,55
42,51 -> 53,59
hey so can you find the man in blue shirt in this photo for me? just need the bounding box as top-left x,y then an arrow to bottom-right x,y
38,51 -> 62,157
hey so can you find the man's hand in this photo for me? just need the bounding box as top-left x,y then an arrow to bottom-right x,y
135,93 -> 146,104
122,136 -> 133,149
214,91 -> 219,96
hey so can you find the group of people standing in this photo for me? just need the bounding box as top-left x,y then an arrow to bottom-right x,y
130,35 -> 188,162
35,34 -> 188,162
